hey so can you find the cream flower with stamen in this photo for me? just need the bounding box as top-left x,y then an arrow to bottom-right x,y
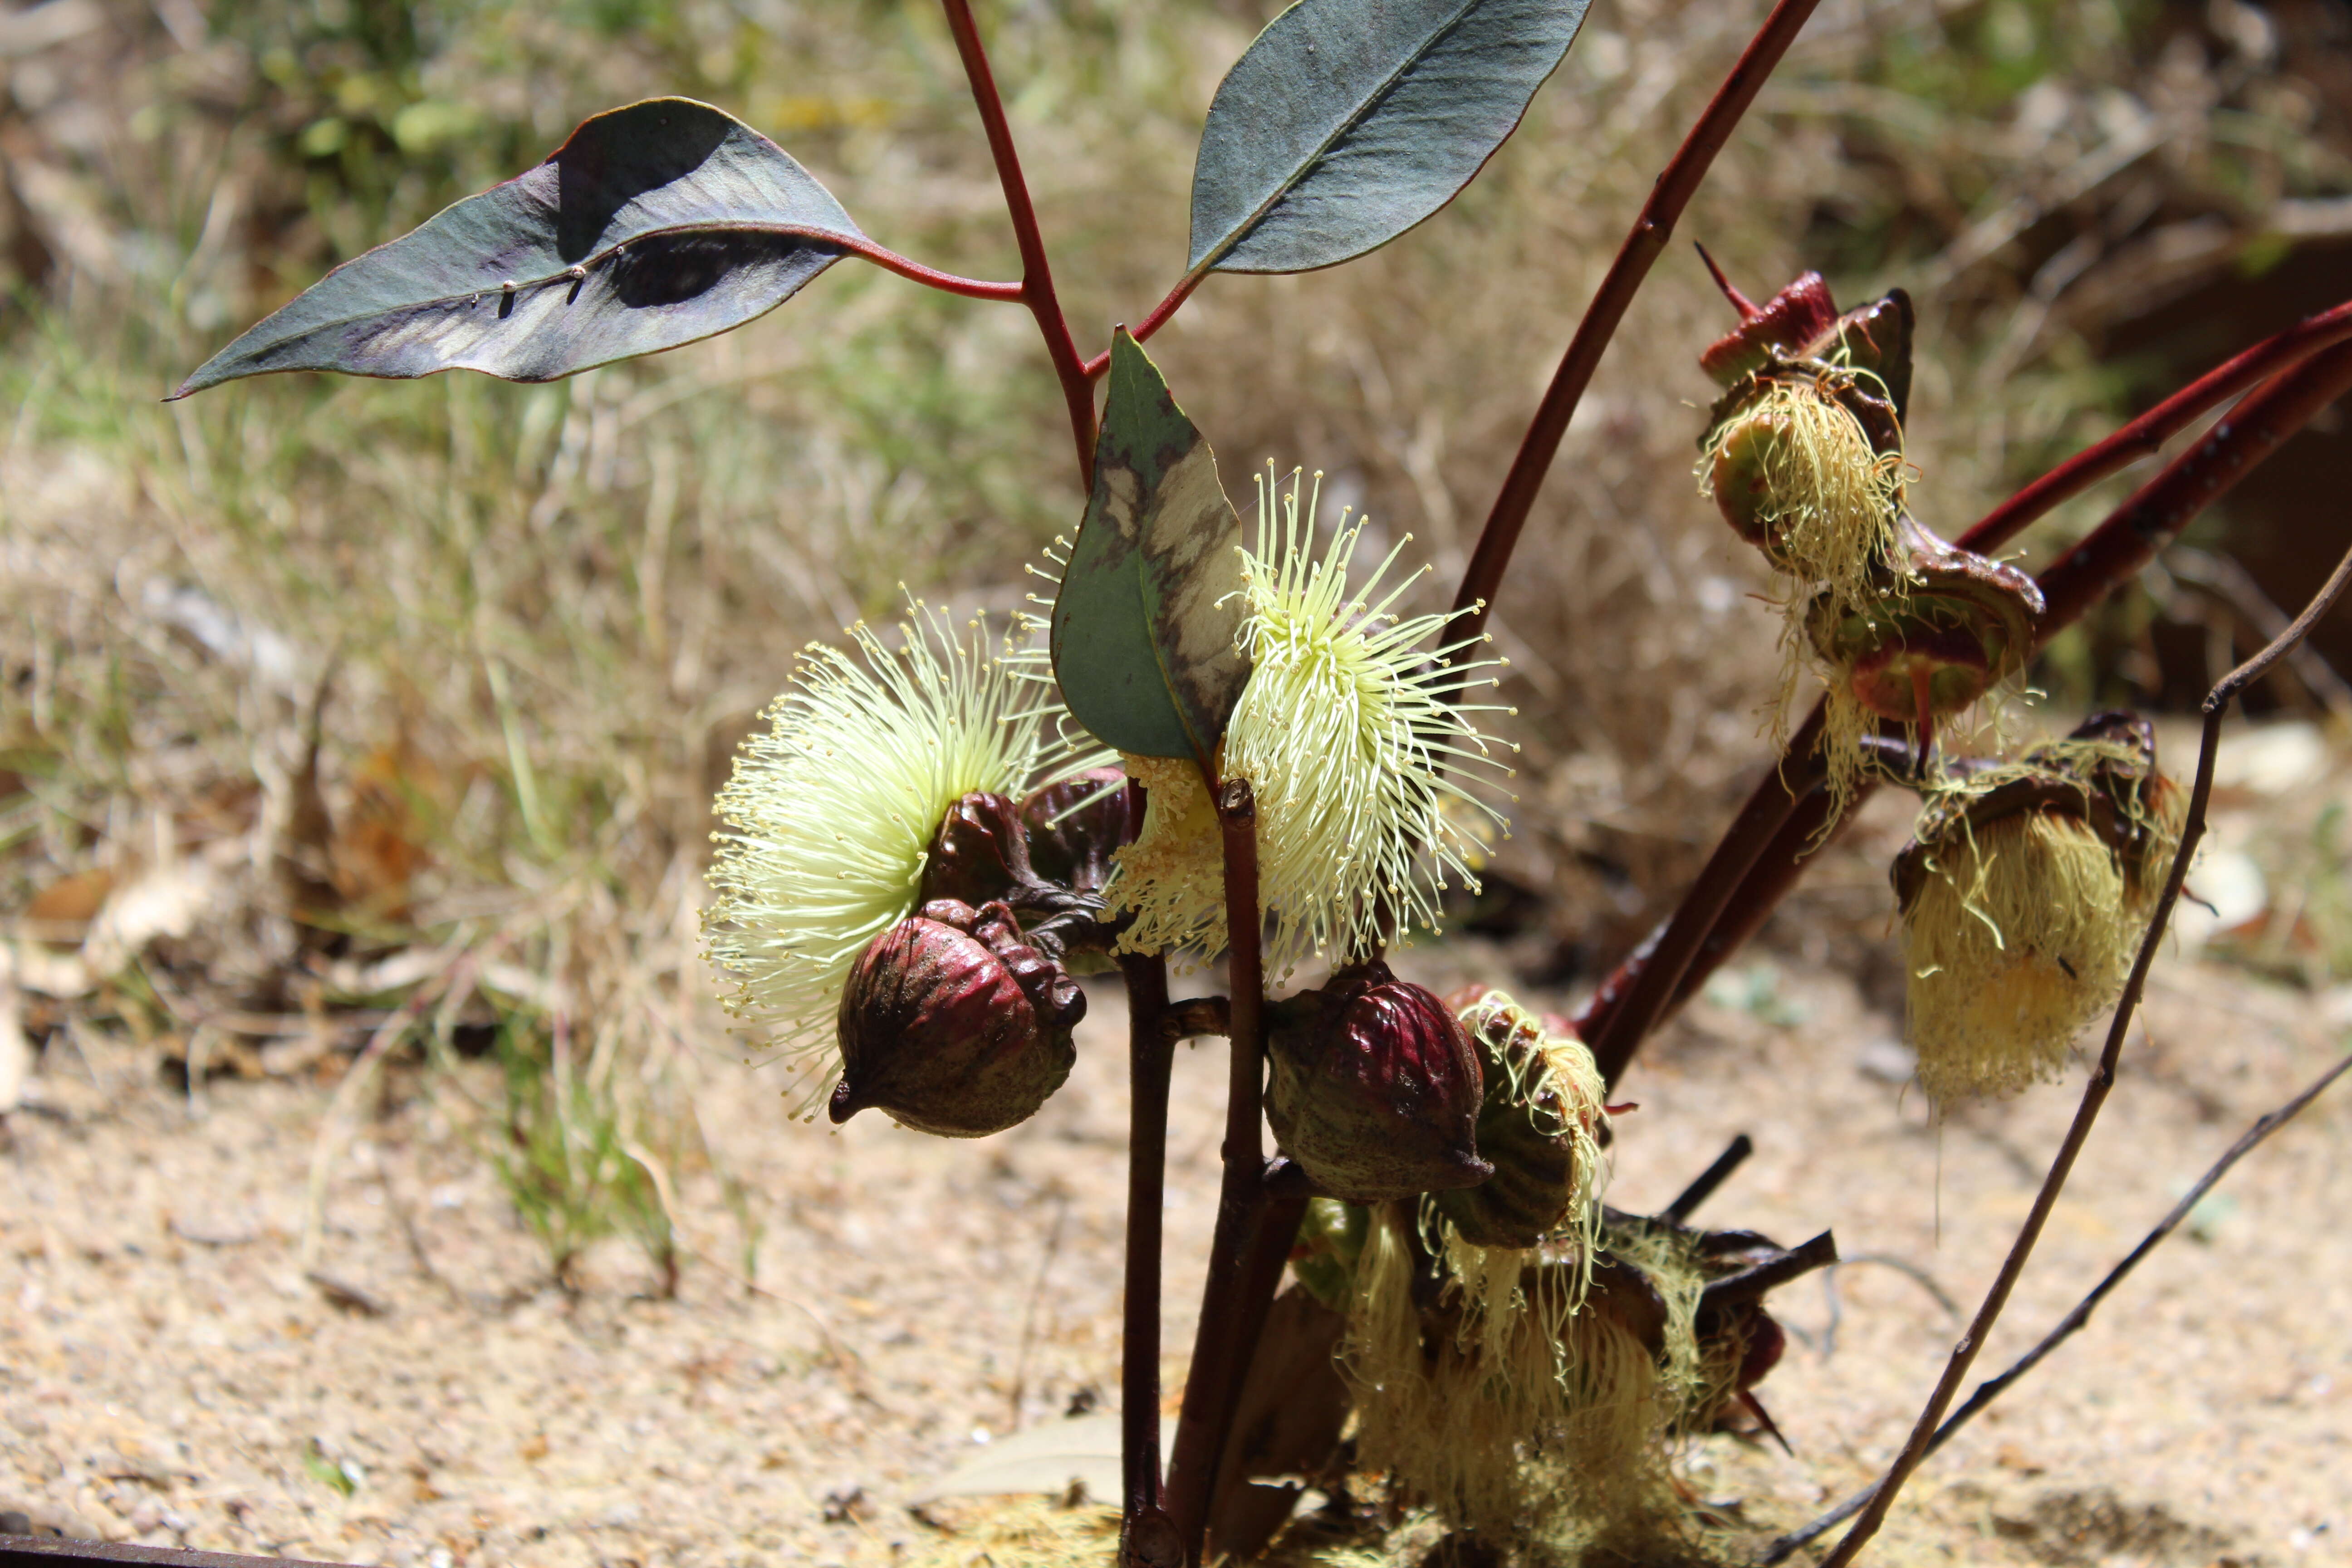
1233,466 -> 1515,975
705,600 -> 1083,1116
1108,465 -> 1517,974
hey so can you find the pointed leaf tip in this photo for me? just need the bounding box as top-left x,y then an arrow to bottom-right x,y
1049,331 -> 1251,765
174,98 -> 866,397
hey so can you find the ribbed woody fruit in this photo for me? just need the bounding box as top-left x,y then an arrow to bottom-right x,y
829,898 -> 1083,1137
1265,960 -> 1491,1202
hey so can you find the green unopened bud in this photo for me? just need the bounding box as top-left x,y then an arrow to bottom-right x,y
1265,960 -> 1490,1203
1698,368 -> 1904,574
830,897 -> 1082,1137
1289,1196 -> 1371,1311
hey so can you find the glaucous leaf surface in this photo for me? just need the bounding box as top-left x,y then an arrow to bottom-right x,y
1188,0 -> 1592,276
1050,332 -> 1251,765
174,98 -> 861,397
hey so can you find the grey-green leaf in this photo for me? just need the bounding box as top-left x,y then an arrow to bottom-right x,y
1050,332 -> 1251,766
1189,0 -> 1592,276
172,98 -> 863,397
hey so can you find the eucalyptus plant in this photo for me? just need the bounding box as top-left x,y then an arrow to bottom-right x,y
172,0 -> 2352,1561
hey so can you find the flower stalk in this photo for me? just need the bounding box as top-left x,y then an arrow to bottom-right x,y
1161,778 -> 1274,1563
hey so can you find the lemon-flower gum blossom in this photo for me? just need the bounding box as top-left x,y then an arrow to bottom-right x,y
703,601 -> 1091,1117
1107,466 -> 1517,974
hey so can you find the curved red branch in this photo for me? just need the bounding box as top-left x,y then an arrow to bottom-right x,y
839,237 -> 1027,301
1448,0 -> 1825,642
1960,296 -> 2352,555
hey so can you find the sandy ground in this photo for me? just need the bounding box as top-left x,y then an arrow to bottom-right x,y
3,935 -> 2348,1568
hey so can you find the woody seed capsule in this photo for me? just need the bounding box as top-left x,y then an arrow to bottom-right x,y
829,898 -> 1083,1137
1265,960 -> 1490,1203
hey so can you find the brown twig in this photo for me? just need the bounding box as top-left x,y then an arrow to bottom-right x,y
1768,1045 -> 2352,1563
1664,1132 -> 1754,1223
939,0 -> 1098,485
1577,340 -> 2352,1088
1162,779 -> 1270,1565
1448,0 -> 1825,642
1817,534 -> 2352,1566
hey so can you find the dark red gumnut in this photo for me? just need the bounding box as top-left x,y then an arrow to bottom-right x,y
829,898 -> 1083,1138
1265,960 -> 1490,1204
1019,767 -> 1127,894
1809,513 -> 2044,723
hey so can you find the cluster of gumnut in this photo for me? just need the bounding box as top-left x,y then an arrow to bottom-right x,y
838,769 -> 1808,1446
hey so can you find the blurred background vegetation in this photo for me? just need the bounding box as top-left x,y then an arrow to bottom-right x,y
3,0 -> 2350,1274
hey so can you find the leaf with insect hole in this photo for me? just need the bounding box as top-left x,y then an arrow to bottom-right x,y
173,98 -> 862,397
1050,331 -> 1250,767
1187,0 -> 1593,278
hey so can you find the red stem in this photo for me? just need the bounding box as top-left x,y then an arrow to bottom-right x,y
840,236 -> 1026,301
1115,951 -> 1181,1568
1447,0 -> 1825,642
939,0 -> 1098,485
2031,340 -> 2352,634
1080,273 -> 1206,381
1959,297 -> 2352,556
1163,779 -> 1269,1563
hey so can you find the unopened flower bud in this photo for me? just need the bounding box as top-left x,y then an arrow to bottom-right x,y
1266,960 -> 1490,1203
1431,990 -> 1608,1250
830,898 -> 1083,1137
1019,767 -> 1128,894
1288,1196 -> 1371,1311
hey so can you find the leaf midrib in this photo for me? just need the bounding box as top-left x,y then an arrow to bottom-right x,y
1191,0 -> 1489,276
237,220 -> 862,346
